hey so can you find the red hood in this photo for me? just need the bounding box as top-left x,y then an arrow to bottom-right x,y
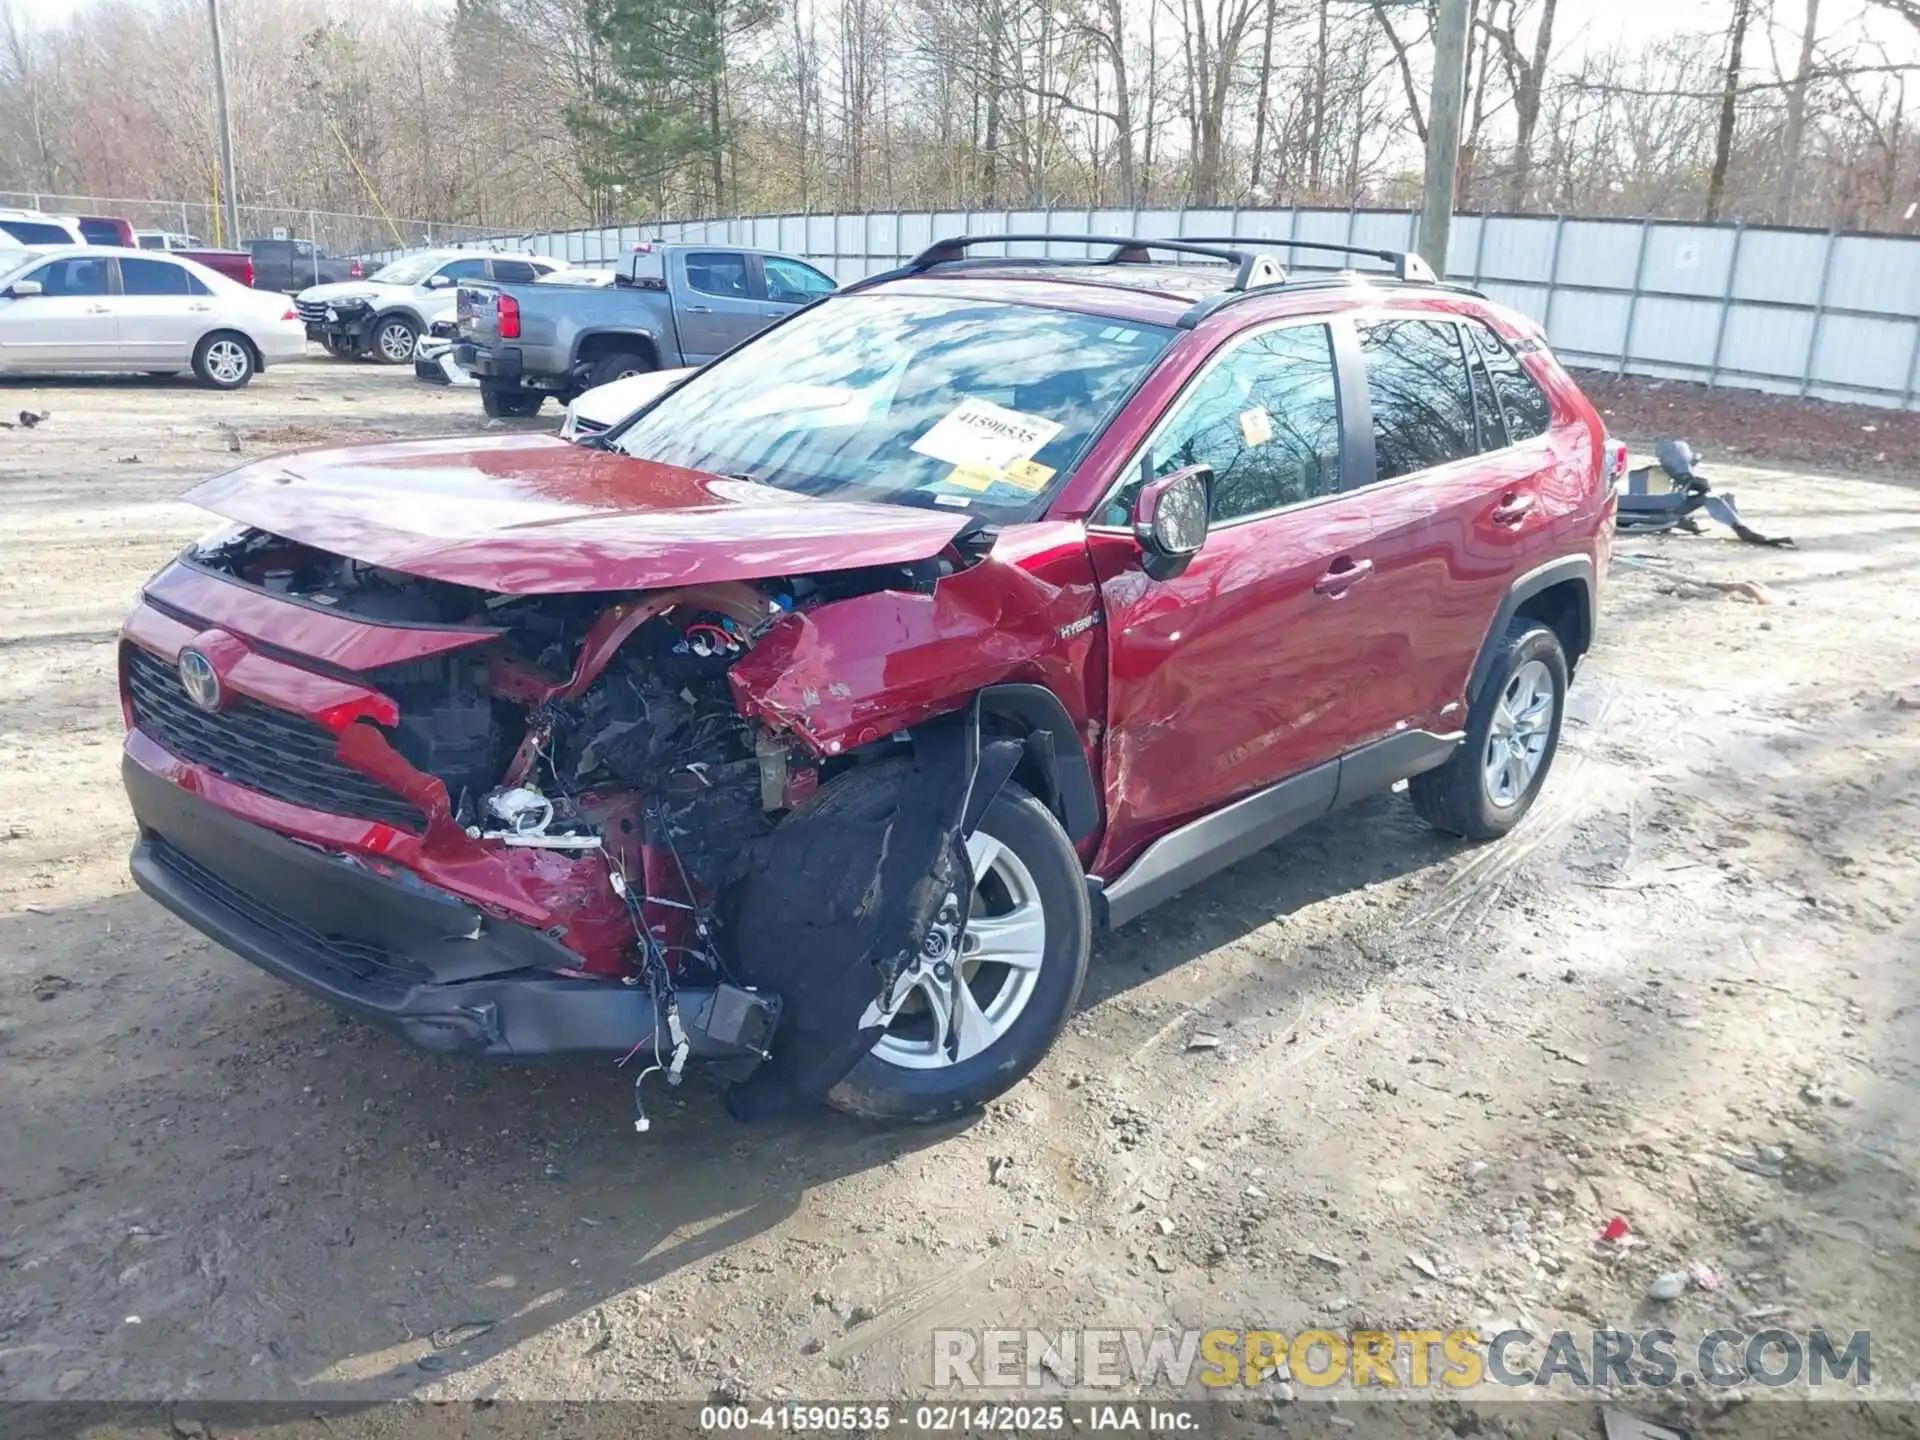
185,433 -> 973,594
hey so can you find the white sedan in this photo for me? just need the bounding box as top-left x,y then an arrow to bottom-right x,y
558,366 -> 696,441
0,245 -> 303,388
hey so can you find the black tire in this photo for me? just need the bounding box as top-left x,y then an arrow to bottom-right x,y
480,385 -> 543,418
369,314 -> 418,365
191,332 -> 256,390
828,778 -> 1091,1123
587,351 -> 652,389
1409,619 -> 1568,840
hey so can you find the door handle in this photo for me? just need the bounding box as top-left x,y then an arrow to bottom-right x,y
189,303 -> 212,312
1490,491 -> 1535,525
1313,557 -> 1374,597
684,304 -> 713,313
86,304 -> 110,314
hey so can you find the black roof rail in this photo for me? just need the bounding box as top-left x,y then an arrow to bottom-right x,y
903,233 -> 1286,291
1178,236 -> 1437,283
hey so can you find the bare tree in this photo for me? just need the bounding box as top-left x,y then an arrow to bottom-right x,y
1705,0 -> 1755,221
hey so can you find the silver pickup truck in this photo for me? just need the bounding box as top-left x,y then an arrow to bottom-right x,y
455,242 -> 837,417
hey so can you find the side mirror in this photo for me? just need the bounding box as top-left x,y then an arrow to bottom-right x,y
1132,464 -> 1212,580
6,279 -> 43,298
425,273 -> 453,289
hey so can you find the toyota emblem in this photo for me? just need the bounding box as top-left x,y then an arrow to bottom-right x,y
178,649 -> 223,712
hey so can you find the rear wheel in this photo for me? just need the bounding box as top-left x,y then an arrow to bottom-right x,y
480,385 -> 543,418
1409,619 -> 1568,840
370,315 -> 418,365
587,351 -> 652,389
828,780 -> 1090,1122
192,332 -> 255,389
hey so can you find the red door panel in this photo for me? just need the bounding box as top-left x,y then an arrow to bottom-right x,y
1356,443 -> 1545,736
1088,493 -> 1373,876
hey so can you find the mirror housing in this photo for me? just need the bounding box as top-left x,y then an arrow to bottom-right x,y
6,279 -> 42,298
425,273 -> 454,289
1132,464 -> 1212,580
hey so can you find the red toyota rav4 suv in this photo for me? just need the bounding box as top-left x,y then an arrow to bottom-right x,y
119,235 -> 1615,1125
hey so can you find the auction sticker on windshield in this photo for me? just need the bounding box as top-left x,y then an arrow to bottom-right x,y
912,398 -> 1063,473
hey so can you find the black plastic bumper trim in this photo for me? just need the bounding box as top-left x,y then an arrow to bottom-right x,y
123,755 -> 772,1065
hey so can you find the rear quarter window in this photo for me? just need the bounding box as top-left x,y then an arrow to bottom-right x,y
1,220 -> 73,245
1468,320 -> 1554,442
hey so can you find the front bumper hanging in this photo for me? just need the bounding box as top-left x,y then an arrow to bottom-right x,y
124,755 -> 778,1066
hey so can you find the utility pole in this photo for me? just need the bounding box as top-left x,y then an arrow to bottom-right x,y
206,0 -> 241,247
1417,0 -> 1472,275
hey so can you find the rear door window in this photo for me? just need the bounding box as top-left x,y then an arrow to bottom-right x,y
1360,319 -> 1480,481
685,251 -> 752,299
119,257 -> 194,295
490,259 -> 538,283
1467,320 -> 1553,442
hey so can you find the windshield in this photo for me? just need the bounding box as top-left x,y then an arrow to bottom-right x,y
368,254 -> 444,285
612,294 -> 1173,518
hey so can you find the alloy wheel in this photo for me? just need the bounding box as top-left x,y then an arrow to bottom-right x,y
1483,658 -> 1555,807
205,339 -> 250,386
378,322 -> 415,362
861,827 -> 1048,1070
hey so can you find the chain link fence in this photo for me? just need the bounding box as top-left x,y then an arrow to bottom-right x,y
0,192 -> 502,264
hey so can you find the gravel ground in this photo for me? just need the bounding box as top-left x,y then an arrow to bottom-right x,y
2,361 -> 1918,1437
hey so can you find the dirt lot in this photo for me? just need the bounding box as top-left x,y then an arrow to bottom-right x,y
2,361 -> 1918,1433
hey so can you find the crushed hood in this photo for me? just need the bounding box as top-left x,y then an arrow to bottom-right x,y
186,433 -> 973,594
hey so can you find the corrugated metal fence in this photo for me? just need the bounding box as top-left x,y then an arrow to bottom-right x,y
465,207 -> 1920,411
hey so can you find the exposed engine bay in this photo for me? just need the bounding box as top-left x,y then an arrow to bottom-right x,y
183,524 -> 996,1121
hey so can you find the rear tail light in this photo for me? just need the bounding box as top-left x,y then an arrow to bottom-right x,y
1604,436 -> 1629,489
243,258 -> 255,288
281,307 -> 297,321
350,260 -> 363,278
499,293 -> 521,340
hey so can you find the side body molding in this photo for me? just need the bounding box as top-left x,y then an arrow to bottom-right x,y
1094,728 -> 1462,929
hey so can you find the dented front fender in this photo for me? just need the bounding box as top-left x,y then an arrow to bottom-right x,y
728,524 -> 1108,761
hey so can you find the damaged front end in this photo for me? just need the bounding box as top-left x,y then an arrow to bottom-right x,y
121,523 -> 1025,1121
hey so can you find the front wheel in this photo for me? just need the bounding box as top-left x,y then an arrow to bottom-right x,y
370,315 -> 418,365
192,332 -> 255,389
828,781 -> 1090,1122
480,385 -> 543,418
1409,618 -> 1568,840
